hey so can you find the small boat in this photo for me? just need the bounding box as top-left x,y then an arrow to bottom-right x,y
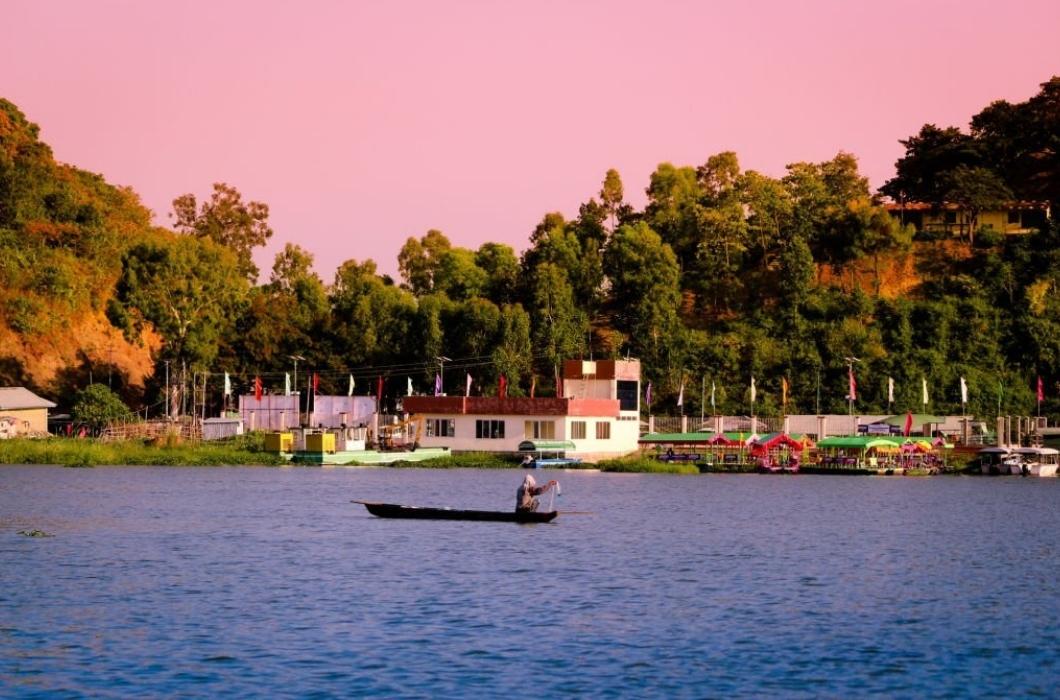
518,440 -> 582,469
356,501 -> 558,523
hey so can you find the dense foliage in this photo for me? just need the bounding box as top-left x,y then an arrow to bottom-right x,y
1,78 -> 1059,421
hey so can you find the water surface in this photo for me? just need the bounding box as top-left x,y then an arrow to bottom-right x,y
1,466 -> 1057,697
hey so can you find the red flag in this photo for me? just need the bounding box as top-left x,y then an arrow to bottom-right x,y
312,372 -> 319,393
1037,376 -> 1044,402
903,411 -> 913,437
499,374 -> 508,399
848,368 -> 857,401
254,376 -> 262,402
376,376 -> 384,404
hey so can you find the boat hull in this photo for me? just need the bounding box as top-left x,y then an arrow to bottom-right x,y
360,502 -> 558,523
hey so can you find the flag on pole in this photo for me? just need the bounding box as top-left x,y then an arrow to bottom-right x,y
710,381 -> 716,411
922,378 -> 929,406
887,377 -> 894,404
530,375 -> 536,398
254,376 -> 262,402
903,411 -> 913,436
1037,376 -> 1044,403
960,376 -> 968,405
750,376 -> 756,404
848,367 -> 857,401
376,376 -> 383,404
555,368 -> 563,397
781,377 -> 789,408
645,381 -> 652,407
348,374 -> 355,396
434,373 -> 442,396
465,373 -> 473,397
224,372 -> 231,397
312,372 -> 319,393
407,376 -> 413,396
676,381 -> 684,407
285,373 -> 291,396
499,374 -> 508,399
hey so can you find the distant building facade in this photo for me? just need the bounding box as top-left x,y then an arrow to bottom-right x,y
0,387 -> 56,436
403,359 -> 642,461
884,201 -> 1050,238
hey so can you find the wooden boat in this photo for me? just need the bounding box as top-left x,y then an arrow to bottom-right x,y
356,501 -> 558,523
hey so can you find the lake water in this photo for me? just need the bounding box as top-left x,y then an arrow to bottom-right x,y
1,466 -> 1057,698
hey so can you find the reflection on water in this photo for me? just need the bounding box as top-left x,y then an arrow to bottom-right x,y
1,466 -> 1058,697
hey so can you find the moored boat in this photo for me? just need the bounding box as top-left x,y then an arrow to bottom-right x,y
355,501 -> 558,523
1011,447 -> 1059,477
977,447 -> 1016,475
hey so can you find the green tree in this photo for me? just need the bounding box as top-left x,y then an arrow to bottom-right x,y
397,229 -> 451,295
73,384 -> 133,434
108,234 -> 249,369
600,168 -> 624,232
171,183 -> 272,283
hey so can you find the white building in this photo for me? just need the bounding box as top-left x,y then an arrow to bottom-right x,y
403,359 -> 642,461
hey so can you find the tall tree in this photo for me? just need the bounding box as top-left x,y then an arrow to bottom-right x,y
171,183 -> 272,283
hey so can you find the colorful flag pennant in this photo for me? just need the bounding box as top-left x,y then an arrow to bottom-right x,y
223,372 -> 231,397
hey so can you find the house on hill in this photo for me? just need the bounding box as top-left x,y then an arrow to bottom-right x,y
0,387 -> 57,437
884,201 -> 1049,238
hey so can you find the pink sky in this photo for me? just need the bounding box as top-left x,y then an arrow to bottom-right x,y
4,0 -> 1058,280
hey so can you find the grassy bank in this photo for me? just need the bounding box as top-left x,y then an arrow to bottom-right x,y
596,455 -> 700,474
386,452 -> 523,469
0,436 -> 287,467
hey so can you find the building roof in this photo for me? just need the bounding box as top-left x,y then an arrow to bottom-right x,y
404,395 -> 621,417
0,387 -> 56,410
883,200 -> 1049,212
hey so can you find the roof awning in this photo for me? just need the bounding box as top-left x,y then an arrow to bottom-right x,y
518,440 -> 577,452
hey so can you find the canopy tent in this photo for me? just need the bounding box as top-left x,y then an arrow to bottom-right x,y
749,433 -> 811,456
817,436 -> 902,450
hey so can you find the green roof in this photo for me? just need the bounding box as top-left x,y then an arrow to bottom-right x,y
817,436 -> 902,450
518,440 -> 576,452
638,431 -> 714,443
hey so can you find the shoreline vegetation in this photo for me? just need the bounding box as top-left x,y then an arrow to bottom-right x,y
0,437 -> 973,473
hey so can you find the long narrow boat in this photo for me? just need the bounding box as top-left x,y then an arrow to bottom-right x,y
356,501 -> 558,523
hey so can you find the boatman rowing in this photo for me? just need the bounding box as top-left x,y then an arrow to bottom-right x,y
516,474 -> 558,513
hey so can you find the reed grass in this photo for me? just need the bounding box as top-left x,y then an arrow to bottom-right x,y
0,436 -> 287,467
597,456 -> 700,474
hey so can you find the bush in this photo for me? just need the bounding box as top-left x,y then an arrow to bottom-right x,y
72,384 -> 133,434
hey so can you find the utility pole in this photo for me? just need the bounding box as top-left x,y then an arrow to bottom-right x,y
289,355 -> 305,426
164,360 -> 170,420
437,356 -> 451,396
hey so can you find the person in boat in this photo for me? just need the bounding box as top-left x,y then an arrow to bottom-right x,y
516,474 -> 557,513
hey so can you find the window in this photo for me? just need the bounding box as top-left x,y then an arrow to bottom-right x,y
944,211 -> 958,225
570,421 -> 586,440
426,419 -> 454,437
475,419 -> 505,439
1008,210 -> 1021,225
616,380 -> 639,411
524,420 -> 555,440
595,421 -> 611,440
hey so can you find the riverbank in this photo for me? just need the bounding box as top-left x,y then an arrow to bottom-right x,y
0,436 -> 287,468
